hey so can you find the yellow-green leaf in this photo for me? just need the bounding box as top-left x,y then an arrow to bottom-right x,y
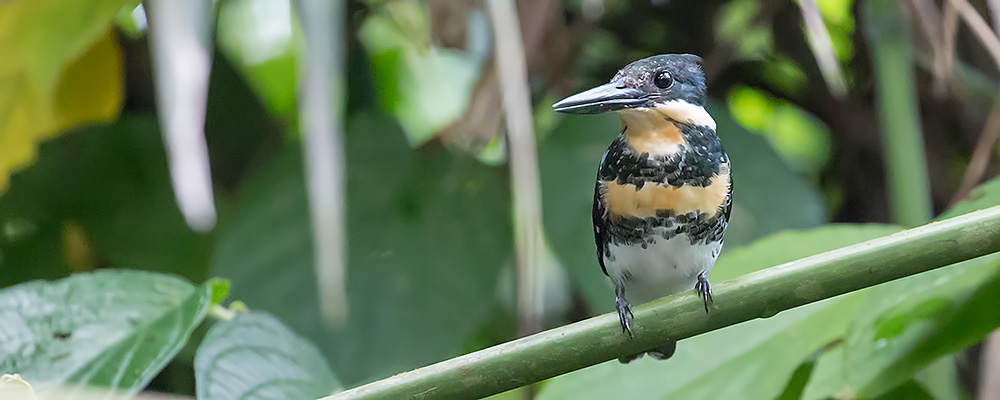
0,0 -> 131,193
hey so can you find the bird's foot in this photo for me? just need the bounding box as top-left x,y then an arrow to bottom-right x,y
695,271 -> 713,313
616,295 -> 634,337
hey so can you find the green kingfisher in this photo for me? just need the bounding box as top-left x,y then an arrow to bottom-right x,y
552,54 -> 732,362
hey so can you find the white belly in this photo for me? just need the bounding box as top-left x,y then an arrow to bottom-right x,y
604,231 -> 722,304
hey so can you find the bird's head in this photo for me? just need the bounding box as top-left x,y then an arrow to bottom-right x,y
552,54 -> 712,128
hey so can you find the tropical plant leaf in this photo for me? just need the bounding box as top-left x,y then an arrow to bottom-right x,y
0,0 -> 132,193
0,270 -> 227,397
195,311 -> 340,400
537,224 -> 897,400
358,1 -> 481,145
835,177 -> 1000,397
210,112 -> 512,385
0,116 -> 215,286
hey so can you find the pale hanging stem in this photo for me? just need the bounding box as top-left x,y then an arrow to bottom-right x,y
796,0 -> 848,98
948,0 -> 1000,68
980,332 -> 1000,400
908,0 -> 948,90
145,0 -> 217,232
485,0 -> 545,335
295,0 -> 349,325
943,1 -> 960,81
947,0 -> 1000,206
989,0 -> 1000,37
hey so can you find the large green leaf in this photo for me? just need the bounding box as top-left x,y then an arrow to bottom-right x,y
0,0 -> 133,193
539,101 -> 826,312
210,112 -> 512,385
0,270 -> 227,397
0,116 -> 214,286
537,224 -> 896,400
195,311 -> 340,400
832,177 -> 1000,397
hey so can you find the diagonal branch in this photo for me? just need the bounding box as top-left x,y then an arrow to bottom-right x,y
321,206 -> 1000,400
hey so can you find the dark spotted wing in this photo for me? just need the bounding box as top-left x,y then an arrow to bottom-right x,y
724,174 -> 733,223
593,160 -> 610,276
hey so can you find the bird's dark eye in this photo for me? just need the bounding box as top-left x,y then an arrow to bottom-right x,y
653,71 -> 673,89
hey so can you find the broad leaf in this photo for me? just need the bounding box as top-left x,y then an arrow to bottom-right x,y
195,311 -> 340,400
537,224 -> 897,400
211,112 -> 512,385
216,0 -> 299,117
0,0 -> 132,193
835,177 -> 1000,397
0,116 -> 214,286
540,101 -> 827,311
358,1 -> 481,145
0,270 -> 227,397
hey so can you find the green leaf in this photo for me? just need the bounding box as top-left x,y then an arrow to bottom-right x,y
537,224 -> 896,400
210,112 -> 512,385
539,101 -> 827,311
0,270 -> 226,396
358,2 -> 481,145
0,0 -> 132,193
195,311 -> 340,400
216,0 -> 300,116
837,177 -> 1000,397
0,116 -> 213,286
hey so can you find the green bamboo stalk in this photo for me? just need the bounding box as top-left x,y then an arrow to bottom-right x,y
863,0 -> 934,226
321,206 -> 1000,400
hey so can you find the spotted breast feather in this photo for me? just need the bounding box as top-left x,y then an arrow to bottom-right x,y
593,128 -> 732,282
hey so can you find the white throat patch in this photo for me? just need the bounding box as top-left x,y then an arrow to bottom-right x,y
654,100 -> 716,130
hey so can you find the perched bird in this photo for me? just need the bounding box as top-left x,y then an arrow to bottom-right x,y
552,54 -> 732,362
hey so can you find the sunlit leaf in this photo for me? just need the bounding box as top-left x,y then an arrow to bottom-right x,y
0,27 -> 124,193
537,224 -> 898,400
727,87 -> 832,175
358,1 -> 481,145
195,311 -> 340,400
715,0 -> 773,60
216,0 -> 299,116
0,270 -> 227,397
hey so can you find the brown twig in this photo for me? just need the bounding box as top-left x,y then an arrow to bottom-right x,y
796,0 -> 848,97
950,100 -> 1000,206
947,0 -> 1000,68
908,0 -> 948,93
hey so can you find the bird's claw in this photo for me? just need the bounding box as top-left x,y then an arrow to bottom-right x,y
616,296 -> 634,337
696,271 -> 713,313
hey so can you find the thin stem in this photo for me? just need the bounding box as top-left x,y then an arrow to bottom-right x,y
951,99 -> 1000,206
863,0 -> 933,226
321,206 -> 1000,400
295,0 -> 349,325
796,0 -> 848,97
145,0 -> 217,232
485,0 -> 546,335
948,0 -> 1000,69
979,331 -> 1000,399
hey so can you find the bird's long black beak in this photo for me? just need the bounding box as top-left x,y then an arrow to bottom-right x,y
552,83 -> 646,114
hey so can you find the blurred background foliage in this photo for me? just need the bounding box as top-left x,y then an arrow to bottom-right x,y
3,0 -> 1000,399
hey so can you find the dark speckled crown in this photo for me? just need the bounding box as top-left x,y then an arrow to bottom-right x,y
611,54 -> 707,107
